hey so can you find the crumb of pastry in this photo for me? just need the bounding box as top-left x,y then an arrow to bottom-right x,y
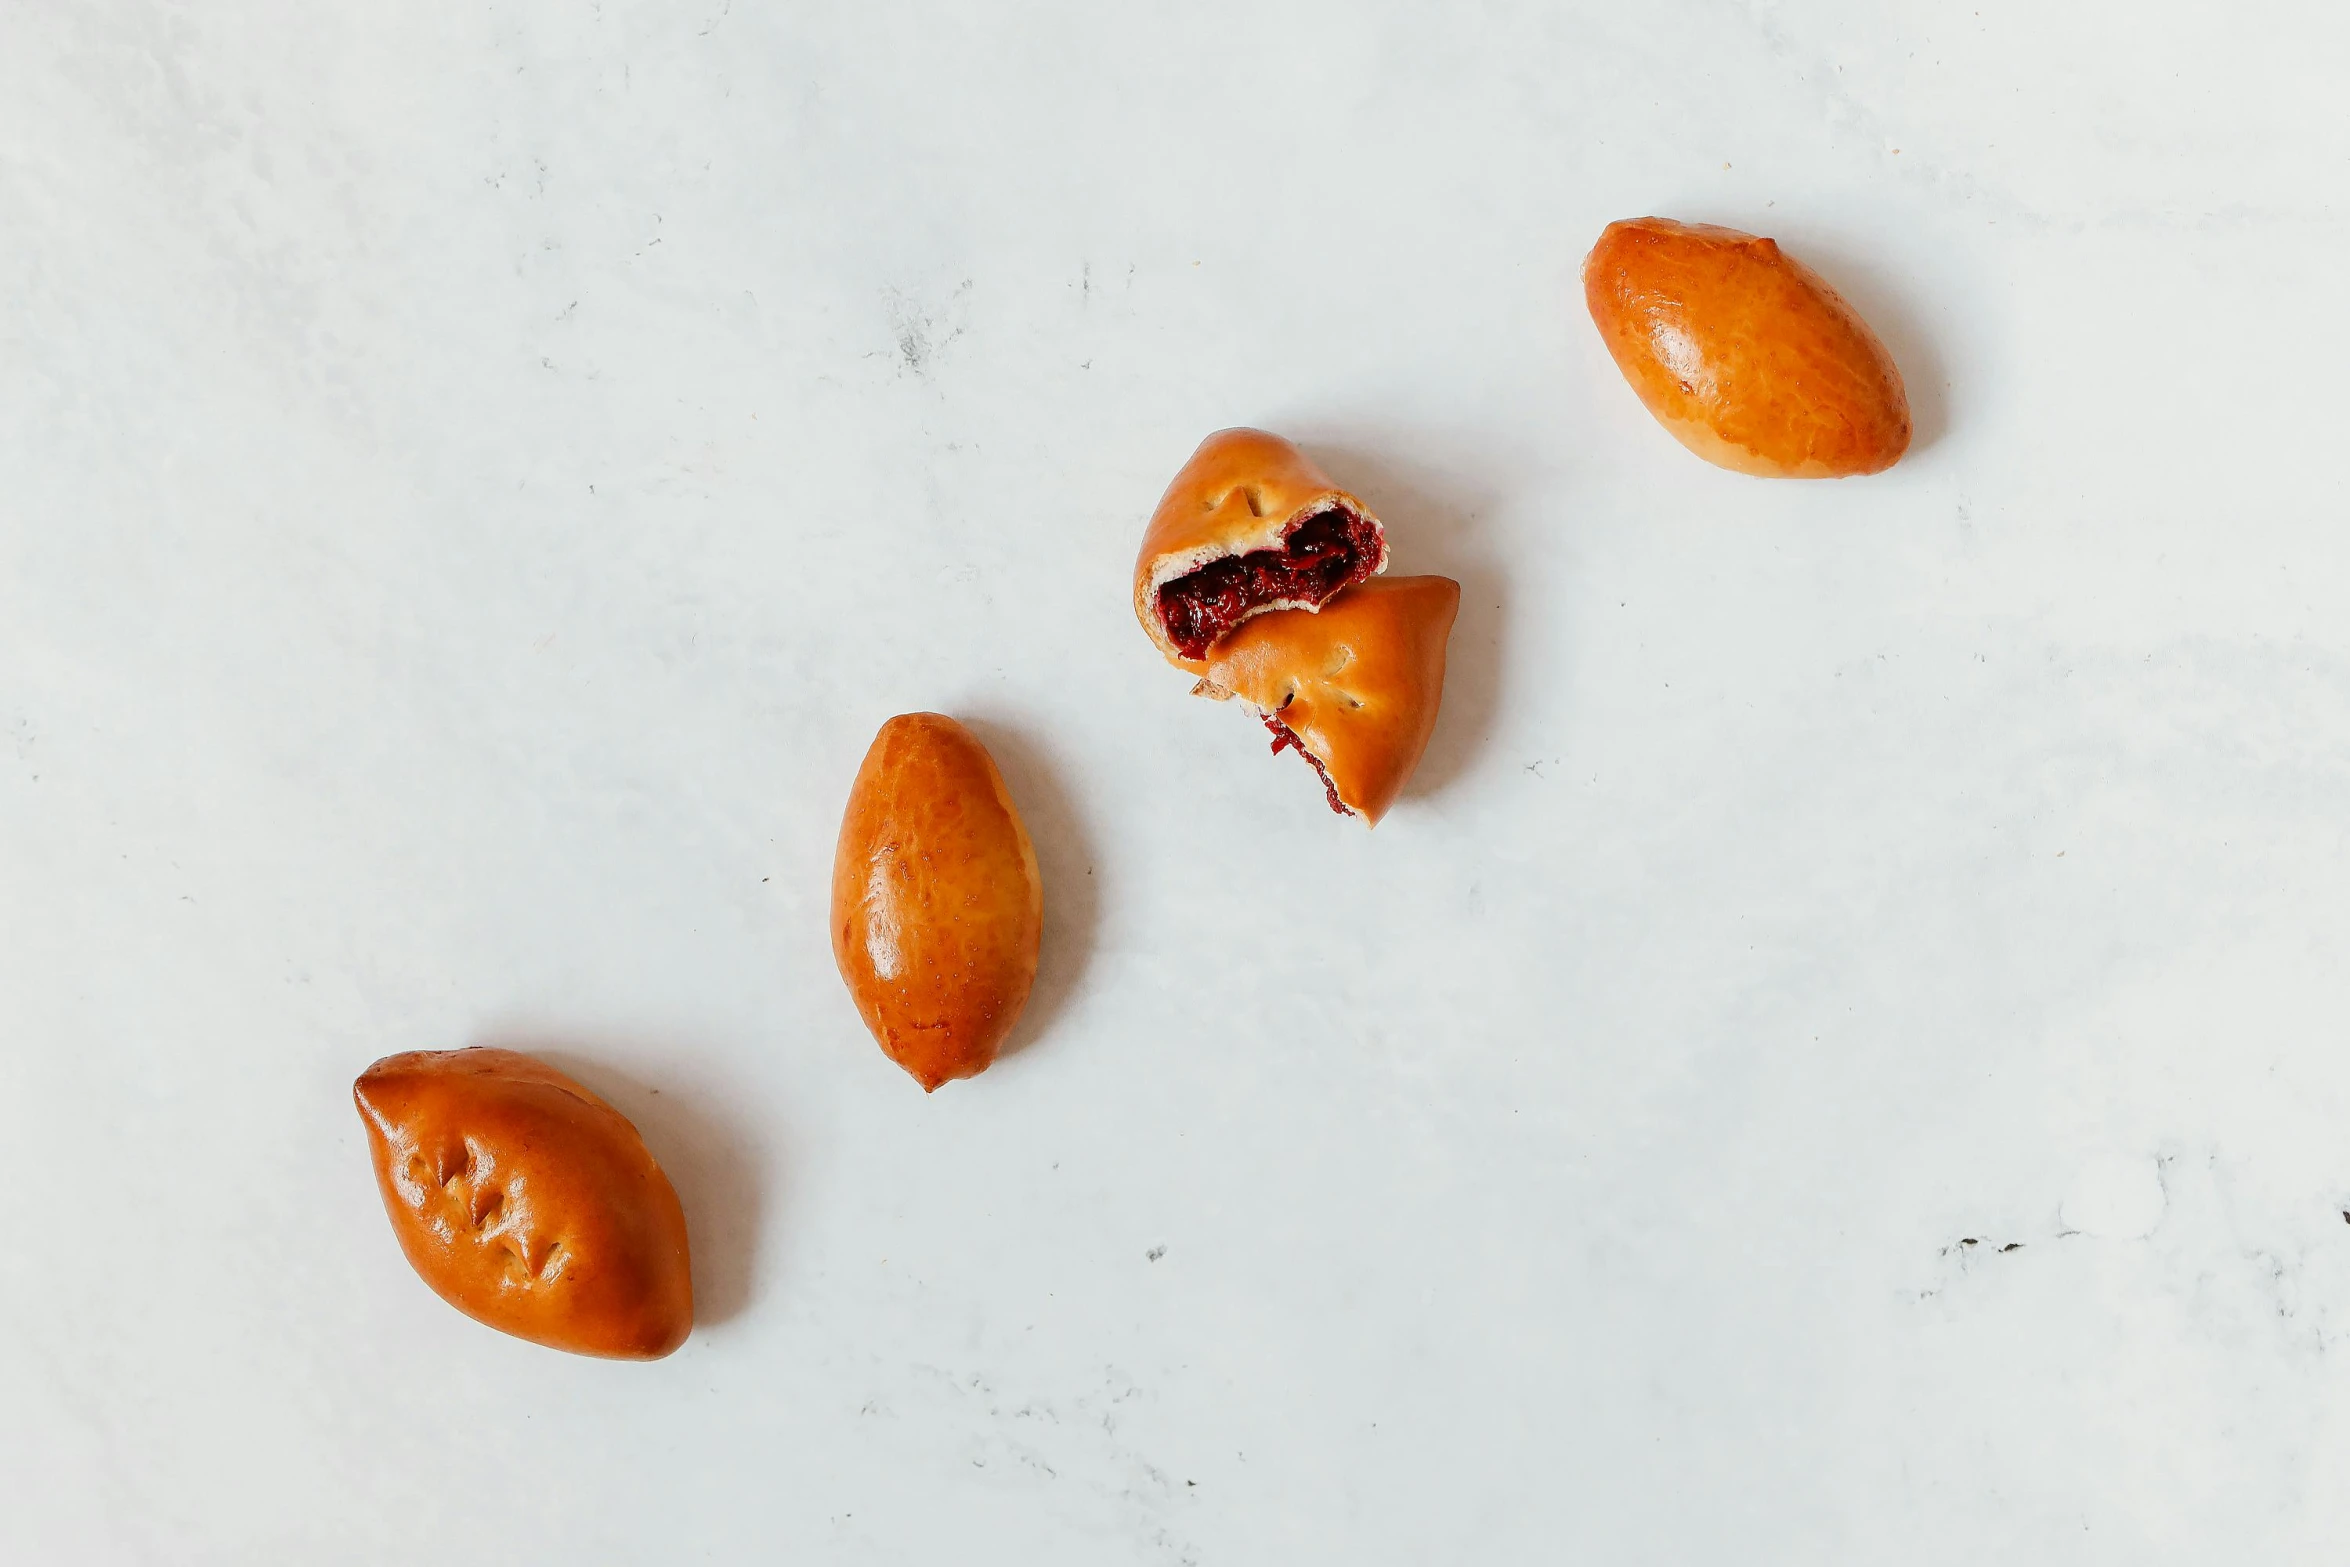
1155,506 -> 1381,659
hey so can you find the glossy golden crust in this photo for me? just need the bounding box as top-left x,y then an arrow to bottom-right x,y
353,1048 -> 693,1359
832,714 -> 1043,1091
1583,217 -> 1910,478
1132,428 -> 1389,666
1202,575 -> 1460,826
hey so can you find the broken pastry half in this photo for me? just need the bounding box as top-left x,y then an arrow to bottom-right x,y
1133,428 -> 1390,667
1196,575 -> 1460,826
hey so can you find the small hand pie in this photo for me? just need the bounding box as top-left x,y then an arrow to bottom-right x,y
1133,428 -> 1389,666
1583,217 -> 1910,478
833,713 -> 1043,1090
354,1048 -> 693,1359
1198,575 -> 1460,826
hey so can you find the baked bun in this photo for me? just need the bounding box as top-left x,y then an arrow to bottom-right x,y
1134,428 -> 1389,666
1199,575 -> 1460,826
353,1047 -> 694,1359
1583,217 -> 1910,478
833,713 -> 1043,1091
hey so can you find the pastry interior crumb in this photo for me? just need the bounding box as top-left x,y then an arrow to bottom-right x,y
1155,507 -> 1380,659
1263,714 -> 1351,816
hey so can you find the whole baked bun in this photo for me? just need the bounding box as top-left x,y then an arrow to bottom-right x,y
353,1047 -> 693,1359
1134,428 -> 1389,666
833,713 -> 1043,1090
1583,217 -> 1910,478
1198,575 -> 1460,826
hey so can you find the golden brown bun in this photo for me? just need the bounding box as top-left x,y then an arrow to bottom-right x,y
1133,428 -> 1389,667
1583,217 -> 1910,478
832,714 -> 1043,1090
353,1048 -> 693,1359
1201,575 -> 1460,826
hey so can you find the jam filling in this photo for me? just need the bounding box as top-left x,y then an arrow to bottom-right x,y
1155,507 -> 1381,660
1265,715 -> 1351,816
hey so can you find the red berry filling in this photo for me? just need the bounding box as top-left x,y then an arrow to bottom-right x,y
1154,506 -> 1381,660
1264,715 -> 1351,816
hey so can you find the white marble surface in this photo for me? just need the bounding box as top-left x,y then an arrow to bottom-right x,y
6,2 -> 2350,1560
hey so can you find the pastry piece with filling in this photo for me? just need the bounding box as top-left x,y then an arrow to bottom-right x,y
1133,428 -> 1389,667
1196,575 -> 1460,826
